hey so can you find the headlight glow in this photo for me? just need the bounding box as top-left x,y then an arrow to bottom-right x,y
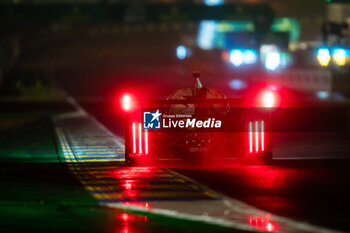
332,48 -> 346,66
317,48 -> 331,67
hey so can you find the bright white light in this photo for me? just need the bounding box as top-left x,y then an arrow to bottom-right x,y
316,91 -> 330,99
333,48 -> 346,57
176,45 -> 187,60
122,94 -> 132,111
249,122 -> 253,153
243,50 -> 257,64
197,20 -> 217,50
229,79 -> 246,90
229,50 -> 244,67
262,91 -> 276,108
139,123 -> 142,154
204,0 -> 224,6
265,52 -> 280,71
132,123 -> 136,153
317,48 -> 330,66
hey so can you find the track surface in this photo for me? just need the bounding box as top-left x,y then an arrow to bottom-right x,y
77,99 -> 350,232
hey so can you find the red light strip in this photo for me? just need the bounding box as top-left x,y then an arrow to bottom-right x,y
145,129 -> 148,154
255,121 -> 259,152
138,123 -> 142,154
249,122 -> 253,153
261,121 -> 264,151
132,123 -> 136,153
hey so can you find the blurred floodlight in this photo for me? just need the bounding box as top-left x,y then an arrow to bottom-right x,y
333,48 -> 346,66
316,91 -> 330,100
265,52 -> 280,71
243,50 -> 258,64
176,45 -> 187,60
229,79 -> 246,90
229,50 -> 244,67
317,48 -> 330,67
204,0 -> 224,6
198,20 -> 217,50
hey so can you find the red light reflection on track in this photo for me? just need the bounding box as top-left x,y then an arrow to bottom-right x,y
240,165 -> 290,190
248,214 -> 277,232
108,167 -> 155,204
108,167 -> 157,179
117,213 -> 148,222
115,212 -> 148,233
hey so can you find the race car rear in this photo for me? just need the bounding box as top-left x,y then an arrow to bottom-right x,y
120,73 -> 275,164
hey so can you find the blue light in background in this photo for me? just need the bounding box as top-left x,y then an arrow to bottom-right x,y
333,48 -> 346,56
317,48 -> 330,57
316,91 -> 330,100
204,0 -> 224,6
229,50 -> 244,67
197,20 -> 218,50
176,45 -> 187,60
229,79 -> 247,90
243,49 -> 258,64
229,49 -> 257,66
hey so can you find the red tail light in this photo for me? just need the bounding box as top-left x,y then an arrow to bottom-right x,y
138,123 -> 142,154
262,91 -> 276,108
132,123 -> 136,153
249,121 -> 265,154
145,129 -> 149,154
131,122 -> 149,155
122,94 -> 133,111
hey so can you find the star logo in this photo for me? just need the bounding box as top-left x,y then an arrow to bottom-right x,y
150,109 -> 161,122
143,109 -> 162,129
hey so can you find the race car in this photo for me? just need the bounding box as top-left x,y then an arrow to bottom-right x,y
120,72 -> 276,164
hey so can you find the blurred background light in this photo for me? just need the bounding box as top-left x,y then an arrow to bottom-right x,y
265,52 -> 281,71
243,49 -> 258,64
316,91 -> 330,100
229,79 -> 246,90
229,50 -> 244,67
176,45 -> 187,60
197,20 -> 218,50
204,0 -> 224,6
332,48 -> 346,66
317,48 -> 330,67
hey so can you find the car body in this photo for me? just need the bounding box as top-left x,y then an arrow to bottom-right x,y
121,73 -> 275,164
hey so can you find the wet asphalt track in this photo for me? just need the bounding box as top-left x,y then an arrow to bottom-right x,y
75,99 -> 350,232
